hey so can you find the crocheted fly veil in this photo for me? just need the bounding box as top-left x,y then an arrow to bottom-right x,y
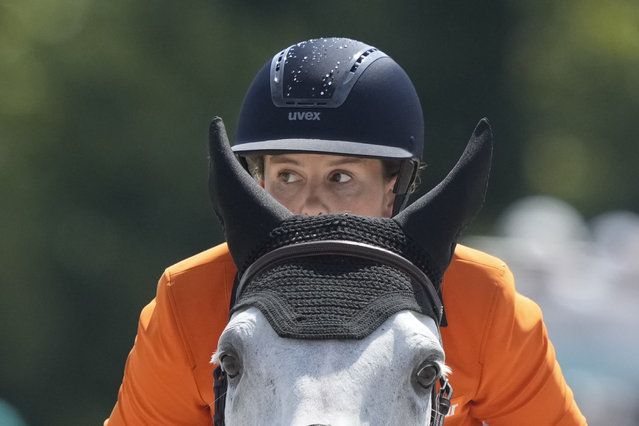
209,117 -> 492,339
229,215 -> 445,339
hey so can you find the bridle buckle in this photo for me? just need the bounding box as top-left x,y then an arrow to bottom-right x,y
431,377 -> 453,426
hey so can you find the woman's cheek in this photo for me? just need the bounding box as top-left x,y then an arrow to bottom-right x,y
268,185 -> 299,210
332,183 -> 364,199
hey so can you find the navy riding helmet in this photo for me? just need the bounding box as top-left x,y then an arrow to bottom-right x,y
232,37 -> 425,213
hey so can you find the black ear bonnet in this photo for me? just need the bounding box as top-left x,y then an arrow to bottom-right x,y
209,117 -> 492,340
230,214 -> 445,339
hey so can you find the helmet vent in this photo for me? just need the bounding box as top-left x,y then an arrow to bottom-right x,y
274,50 -> 286,74
269,39 -> 388,109
350,48 -> 378,73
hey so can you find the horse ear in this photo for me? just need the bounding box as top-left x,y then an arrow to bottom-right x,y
208,117 -> 291,271
393,118 -> 493,281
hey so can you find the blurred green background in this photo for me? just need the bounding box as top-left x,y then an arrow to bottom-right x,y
1,0 -> 638,425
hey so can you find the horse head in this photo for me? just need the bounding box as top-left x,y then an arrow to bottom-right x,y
208,117 -> 492,426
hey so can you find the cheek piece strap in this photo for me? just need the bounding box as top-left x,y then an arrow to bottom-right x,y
213,366 -> 227,426
431,377 -> 453,426
392,159 -> 419,216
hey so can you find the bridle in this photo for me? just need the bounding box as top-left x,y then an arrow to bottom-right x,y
214,368 -> 452,426
212,240 -> 453,426
431,377 -> 454,426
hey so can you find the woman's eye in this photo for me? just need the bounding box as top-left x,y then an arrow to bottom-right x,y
415,363 -> 440,389
278,171 -> 300,183
220,354 -> 242,378
329,172 -> 352,183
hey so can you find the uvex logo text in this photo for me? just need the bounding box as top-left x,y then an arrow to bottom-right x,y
288,111 -> 321,121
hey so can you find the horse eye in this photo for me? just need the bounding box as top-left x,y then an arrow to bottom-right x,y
221,354 -> 242,378
415,363 -> 440,389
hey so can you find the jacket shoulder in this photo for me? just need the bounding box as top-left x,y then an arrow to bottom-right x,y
442,247 -> 585,424
164,242 -> 235,280
158,242 -> 237,401
443,244 -> 515,319
449,244 -> 509,281
160,242 -> 237,336
440,244 -> 516,408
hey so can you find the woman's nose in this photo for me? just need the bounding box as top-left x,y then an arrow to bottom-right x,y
299,185 -> 329,216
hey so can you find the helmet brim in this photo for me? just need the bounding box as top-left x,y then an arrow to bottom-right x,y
232,138 -> 417,160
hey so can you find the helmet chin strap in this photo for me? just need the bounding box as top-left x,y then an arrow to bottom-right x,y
392,159 -> 419,216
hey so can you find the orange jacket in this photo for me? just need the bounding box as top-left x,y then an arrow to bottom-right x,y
106,243 -> 586,425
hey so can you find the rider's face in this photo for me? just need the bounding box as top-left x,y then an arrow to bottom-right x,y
263,154 -> 396,218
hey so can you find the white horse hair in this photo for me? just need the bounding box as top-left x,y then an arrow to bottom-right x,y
212,307 -> 449,426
